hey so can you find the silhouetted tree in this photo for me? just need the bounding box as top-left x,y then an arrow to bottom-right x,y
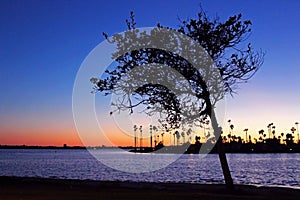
267,123 -> 273,139
243,128 -> 248,143
230,124 -> 234,142
222,135 -> 227,143
133,125 -> 138,151
152,126 -> 158,147
161,132 -> 165,145
285,133 -> 294,146
181,131 -> 185,143
186,128 -> 192,142
92,10 -> 263,189
280,132 -> 284,144
139,125 -> 143,150
291,127 -> 296,134
295,122 -> 299,143
272,125 -> 276,139
174,131 -> 179,146
291,127 -> 296,144
258,129 -> 264,142
176,131 -> 181,145
149,125 -> 153,149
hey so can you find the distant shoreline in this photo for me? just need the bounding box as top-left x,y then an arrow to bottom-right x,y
1,176 -> 300,200
0,145 -> 122,150
1,144 -> 300,154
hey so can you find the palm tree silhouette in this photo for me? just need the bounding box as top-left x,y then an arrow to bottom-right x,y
295,122 -> 299,143
228,119 -> 231,131
133,125 -> 138,151
243,128 -> 248,143
291,127 -> 296,134
258,129 -> 264,138
169,131 -> 172,145
272,125 -> 276,139
230,124 -> 234,139
161,132 -> 165,145
280,132 -> 284,144
152,126 -> 158,147
186,128 -> 192,143
227,134 -> 232,143
181,131 -> 185,143
139,125 -> 143,150
149,125 -> 153,149
267,123 -> 273,139
173,131 -> 179,146
176,131 -> 180,145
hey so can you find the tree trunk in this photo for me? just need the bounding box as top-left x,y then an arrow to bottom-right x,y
210,111 -> 234,190
216,138 -> 234,190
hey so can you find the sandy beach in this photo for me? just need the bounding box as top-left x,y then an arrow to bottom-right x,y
0,176 -> 299,200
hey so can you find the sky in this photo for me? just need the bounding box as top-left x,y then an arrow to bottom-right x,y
0,0 -> 299,146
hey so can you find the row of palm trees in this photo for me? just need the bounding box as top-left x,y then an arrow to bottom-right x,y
133,120 -> 299,149
225,120 -> 300,145
133,124 -> 193,149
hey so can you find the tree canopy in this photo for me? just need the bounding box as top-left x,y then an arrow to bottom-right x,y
91,10 -> 264,131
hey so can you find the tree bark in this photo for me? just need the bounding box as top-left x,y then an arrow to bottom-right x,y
216,138 -> 234,190
210,110 -> 234,190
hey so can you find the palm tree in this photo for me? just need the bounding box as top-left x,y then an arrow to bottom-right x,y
286,133 -> 294,145
152,126 -> 158,147
243,128 -> 248,143
272,130 -> 275,139
181,131 -> 185,143
291,127 -> 296,134
258,129 -> 264,142
230,124 -> 234,141
176,131 -> 180,145
133,125 -> 138,151
290,127 -> 296,144
295,122 -> 299,143
272,125 -> 276,139
161,132 -> 165,145
173,131 -> 179,146
258,129 -> 264,135
149,125 -> 153,149
139,125 -> 143,150
267,123 -> 273,139
227,134 -> 231,143
186,128 -> 192,143
222,135 -> 227,143
230,124 -> 234,131
280,132 -> 284,144
169,131 -> 172,145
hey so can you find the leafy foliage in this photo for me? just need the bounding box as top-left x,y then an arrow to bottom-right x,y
91,10 -> 264,130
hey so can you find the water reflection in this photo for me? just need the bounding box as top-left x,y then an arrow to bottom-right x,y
0,149 -> 299,188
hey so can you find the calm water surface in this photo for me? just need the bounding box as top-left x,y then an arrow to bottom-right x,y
0,149 -> 299,188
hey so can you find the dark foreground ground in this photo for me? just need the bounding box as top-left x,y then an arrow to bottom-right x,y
0,176 -> 300,200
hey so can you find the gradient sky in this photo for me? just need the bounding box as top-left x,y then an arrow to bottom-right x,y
0,0 -> 299,146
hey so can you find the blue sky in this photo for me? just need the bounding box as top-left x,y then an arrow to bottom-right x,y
0,0 -> 299,145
